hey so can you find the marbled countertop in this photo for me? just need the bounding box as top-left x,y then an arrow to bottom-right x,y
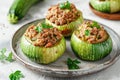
0,0 -> 120,80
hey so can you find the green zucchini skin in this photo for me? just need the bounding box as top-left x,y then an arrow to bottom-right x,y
45,11 -> 83,37
90,0 -> 120,13
71,33 -> 112,61
20,36 -> 66,64
8,0 -> 41,24
90,0 -> 110,13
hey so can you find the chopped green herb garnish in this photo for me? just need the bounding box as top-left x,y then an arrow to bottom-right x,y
6,52 -> 14,62
41,22 -> 53,29
67,58 -> 80,70
59,1 -> 71,9
0,48 -> 6,54
91,21 -> 100,29
0,48 -> 14,62
35,26 -> 42,33
85,30 -> 90,36
0,48 -> 7,61
9,70 -> 24,80
35,22 -> 53,33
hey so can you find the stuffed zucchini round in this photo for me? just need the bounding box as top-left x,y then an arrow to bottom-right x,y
90,0 -> 120,13
71,21 -> 112,61
20,24 -> 66,64
45,1 -> 83,37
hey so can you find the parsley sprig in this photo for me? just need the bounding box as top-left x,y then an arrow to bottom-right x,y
9,70 -> 24,80
41,22 -> 53,29
91,21 -> 100,29
59,1 -> 71,9
84,21 -> 101,36
35,22 -> 53,33
67,58 -> 80,70
0,48 -> 14,62
35,26 -> 42,33
85,30 -> 90,36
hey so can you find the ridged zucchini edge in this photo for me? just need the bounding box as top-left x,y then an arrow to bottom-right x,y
20,36 -> 66,64
71,33 -> 112,61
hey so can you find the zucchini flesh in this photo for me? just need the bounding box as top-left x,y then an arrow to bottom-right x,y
71,33 -> 112,61
8,0 -> 41,24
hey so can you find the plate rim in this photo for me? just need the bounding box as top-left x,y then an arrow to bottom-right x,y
10,18 -> 120,76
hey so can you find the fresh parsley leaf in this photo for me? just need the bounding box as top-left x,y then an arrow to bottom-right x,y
35,22 -> 53,32
73,59 -> 81,64
41,22 -> 53,29
67,58 -> 80,70
6,52 -> 14,62
85,30 -> 90,36
0,48 -> 14,62
0,53 -> 6,61
91,21 -> 100,29
59,1 -> 71,9
59,3 -> 66,9
9,70 -> 24,80
35,26 -> 42,33
0,48 -> 7,61
0,48 -> 6,54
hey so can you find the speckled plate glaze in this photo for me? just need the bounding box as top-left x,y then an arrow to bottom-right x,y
11,19 -> 120,77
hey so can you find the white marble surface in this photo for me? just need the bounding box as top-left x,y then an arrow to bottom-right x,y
0,0 -> 120,80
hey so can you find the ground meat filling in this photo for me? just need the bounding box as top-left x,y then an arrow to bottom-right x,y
46,3 -> 80,26
75,21 -> 108,44
25,25 -> 38,39
24,25 -> 63,48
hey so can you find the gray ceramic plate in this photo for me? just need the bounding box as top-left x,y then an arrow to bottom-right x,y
11,19 -> 120,77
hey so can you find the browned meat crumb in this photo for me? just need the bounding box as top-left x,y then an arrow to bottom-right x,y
24,25 -> 38,39
24,25 -> 63,48
75,21 -> 108,44
46,3 -> 80,26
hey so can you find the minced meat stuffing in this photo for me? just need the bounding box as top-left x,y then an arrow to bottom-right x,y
24,25 -> 63,48
46,3 -> 80,26
25,25 -> 38,39
75,21 -> 108,44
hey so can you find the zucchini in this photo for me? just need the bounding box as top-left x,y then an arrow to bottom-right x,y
8,0 -> 41,24
110,0 -> 120,13
71,33 -> 112,61
90,0 -> 120,13
20,36 -> 66,64
46,11 -> 83,37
